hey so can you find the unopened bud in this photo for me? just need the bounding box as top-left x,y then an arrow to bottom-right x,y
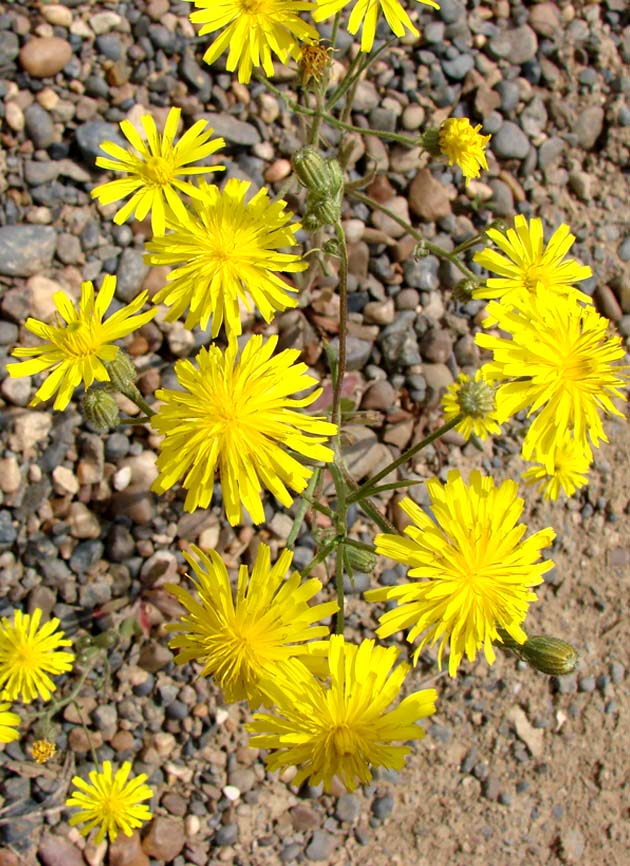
104,349 -> 137,392
343,545 -> 377,574
292,146 -> 331,192
82,385 -> 119,432
520,636 -> 578,676
323,239 -> 340,255
413,239 -> 431,258
305,191 -> 342,229
452,277 -> 479,302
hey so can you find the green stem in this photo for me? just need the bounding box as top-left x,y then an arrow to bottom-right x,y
349,477 -> 426,500
351,415 -> 463,503
335,546 -> 344,634
300,538 -> 336,578
356,496 -> 397,534
123,386 -> 155,418
327,114 -> 421,147
348,190 -> 477,279
287,469 -> 320,548
35,655 -> 97,726
70,699 -> 99,767
118,415 -> 152,425
326,38 -> 397,112
331,222 -> 348,431
330,12 -> 341,50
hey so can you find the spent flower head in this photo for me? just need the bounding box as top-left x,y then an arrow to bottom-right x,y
441,367 -> 501,441
145,178 -> 306,338
299,38 -> 334,85
0,609 -> 75,704
7,276 -> 156,411
247,636 -> 437,791
151,335 -> 337,524
190,0 -> 318,84
476,293 -> 628,459
438,117 -> 491,186
366,470 -> 556,677
473,215 -> 593,306
167,543 -> 337,707
314,0 -> 440,53
0,703 -> 20,744
32,739 -> 57,764
66,761 -> 153,844
91,107 -> 225,236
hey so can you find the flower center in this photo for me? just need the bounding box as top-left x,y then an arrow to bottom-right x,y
144,155 -> 173,186
331,723 -> 357,756
238,0 -> 265,12
523,264 -> 547,292
59,320 -> 101,358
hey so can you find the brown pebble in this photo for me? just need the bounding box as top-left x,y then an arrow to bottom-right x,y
111,729 -> 135,752
109,831 -> 149,866
19,37 -> 73,78
141,817 -> 186,861
263,158 -> 292,184
38,835 -> 84,866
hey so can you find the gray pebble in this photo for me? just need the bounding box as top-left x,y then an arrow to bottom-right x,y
0,321 -> 18,345
438,0 -> 464,24
610,662 -> 625,684
495,80 -> 520,113
573,106 -> 604,150
76,120 -> 126,165
370,794 -> 394,820
108,524 -> 135,562
492,121 -> 530,159
95,34 -> 123,61
442,53 -> 474,80
213,824 -> 239,846
24,160 -> 59,185
0,30 -> 19,65
335,793 -> 361,823
0,510 -> 17,546
618,238 -> 630,262
201,112 -> 261,146
0,225 -> 56,277
305,829 -> 337,861
280,843 -> 304,863
165,699 -> 188,720
116,247 -> 149,301
577,675 -> 596,693
24,103 -> 55,149
328,335 -> 373,371
56,232 -> 83,265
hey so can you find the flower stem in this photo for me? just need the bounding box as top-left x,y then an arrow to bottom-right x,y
123,385 -> 155,418
331,222 -> 348,430
287,469 -> 321,548
349,415 -> 463,503
348,190 -> 478,279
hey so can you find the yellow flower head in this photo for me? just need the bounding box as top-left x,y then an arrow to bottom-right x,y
7,276 -> 156,412
473,215 -> 593,306
190,0 -> 318,84
66,761 -> 153,845
0,703 -> 20,743
522,438 -> 592,501
32,739 -> 57,764
166,543 -> 337,707
91,107 -> 225,236
247,635 -> 437,792
151,335 -> 337,524
441,366 -> 501,440
0,609 -> 75,704
438,117 -> 491,186
314,0 -> 439,53
366,470 -> 556,677
476,293 -> 629,459
145,178 -> 306,338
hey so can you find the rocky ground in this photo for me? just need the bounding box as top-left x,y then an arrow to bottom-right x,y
0,0 -> 629,865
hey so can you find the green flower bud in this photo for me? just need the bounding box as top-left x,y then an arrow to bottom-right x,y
413,239 -> 431,259
520,636 -> 579,677
103,349 -> 137,392
292,146 -> 331,192
343,545 -> 377,575
324,157 -> 344,195
305,191 -> 342,229
452,277 -> 479,303
82,385 -> 120,432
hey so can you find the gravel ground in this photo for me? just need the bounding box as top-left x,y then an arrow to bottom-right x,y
0,0 -> 629,864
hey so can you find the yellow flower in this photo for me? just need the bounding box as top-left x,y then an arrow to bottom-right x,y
91,107 -> 225,236
66,761 -> 153,844
438,117 -> 491,186
314,0 -> 440,53
190,0 -> 318,84
145,178 -> 306,338
0,703 -> 20,743
166,543 -> 337,707
247,636 -> 437,792
151,335 -> 337,524
476,293 -> 628,459
441,366 -> 502,440
0,609 -> 75,704
366,470 -> 556,677
473,215 -> 593,306
7,276 -> 156,411
522,438 -> 592,501
32,739 -> 57,764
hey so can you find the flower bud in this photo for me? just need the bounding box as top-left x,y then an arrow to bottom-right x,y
304,191 -> 342,229
104,349 -> 137,392
457,377 -> 496,419
292,146 -> 331,192
82,385 -> 120,432
520,636 -> 578,676
452,277 -> 479,303
413,239 -> 431,259
343,545 -> 377,575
